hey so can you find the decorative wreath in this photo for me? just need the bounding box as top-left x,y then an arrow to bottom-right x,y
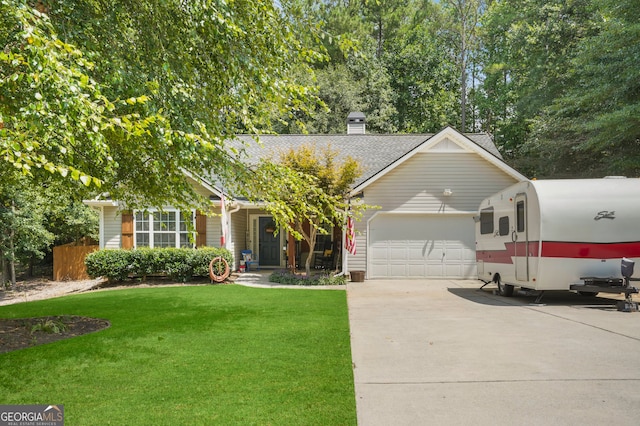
209,256 -> 230,283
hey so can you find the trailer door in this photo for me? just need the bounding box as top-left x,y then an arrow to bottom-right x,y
514,194 -> 529,281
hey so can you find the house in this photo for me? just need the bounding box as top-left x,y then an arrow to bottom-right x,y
85,114 -> 527,279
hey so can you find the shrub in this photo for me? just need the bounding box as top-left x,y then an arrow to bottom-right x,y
85,249 -> 133,282
158,248 -> 193,282
128,248 -> 155,279
85,247 -> 233,282
268,270 -> 347,286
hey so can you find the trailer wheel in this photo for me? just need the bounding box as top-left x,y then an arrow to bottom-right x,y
578,291 -> 599,297
496,276 -> 514,297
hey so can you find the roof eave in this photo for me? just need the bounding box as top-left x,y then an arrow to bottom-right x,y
350,127 -> 527,196
83,199 -> 118,207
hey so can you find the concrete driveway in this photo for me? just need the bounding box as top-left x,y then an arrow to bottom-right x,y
347,280 -> 640,425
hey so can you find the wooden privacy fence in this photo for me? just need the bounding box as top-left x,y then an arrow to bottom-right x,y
53,244 -> 99,281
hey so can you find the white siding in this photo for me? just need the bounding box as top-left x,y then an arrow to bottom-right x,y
229,209 -> 247,270
206,208 -> 221,247
103,206 -> 122,249
187,176 -> 215,197
203,206 -> 249,270
364,152 -> 518,213
356,152 -> 520,278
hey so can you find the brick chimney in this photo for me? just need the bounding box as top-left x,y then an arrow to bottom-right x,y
347,112 -> 366,135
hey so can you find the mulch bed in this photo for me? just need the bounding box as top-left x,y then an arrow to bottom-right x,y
0,316 -> 111,354
0,274 -> 231,354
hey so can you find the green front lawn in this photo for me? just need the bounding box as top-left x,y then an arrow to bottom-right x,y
0,285 -> 356,425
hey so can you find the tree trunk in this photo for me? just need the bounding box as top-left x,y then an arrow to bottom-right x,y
9,257 -> 16,288
1,257 -> 6,288
28,255 -> 35,278
459,9 -> 467,132
8,252 -> 16,289
304,227 -> 317,277
377,15 -> 383,58
9,201 -> 16,288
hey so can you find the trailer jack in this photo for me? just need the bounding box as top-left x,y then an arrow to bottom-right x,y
516,288 -> 546,304
478,279 -> 492,290
617,296 -> 638,313
620,258 -> 640,312
533,291 -> 545,305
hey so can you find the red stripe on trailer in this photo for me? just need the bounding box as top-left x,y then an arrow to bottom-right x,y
476,249 -> 514,264
476,241 -> 539,264
541,241 -> 640,259
477,241 -> 640,264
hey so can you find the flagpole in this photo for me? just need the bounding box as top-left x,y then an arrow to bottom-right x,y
344,201 -> 357,276
220,192 -> 226,248
342,225 -> 348,275
343,201 -> 349,276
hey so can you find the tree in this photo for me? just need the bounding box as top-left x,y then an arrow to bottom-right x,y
385,10 -> 459,132
0,165 -> 99,286
361,0 -> 407,59
274,0 -> 399,134
441,0 -> 486,132
0,174 -> 56,287
44,183 -> 99,246
245,144 -> 367,276
1,0 -> 322,213
474,1 -> 530,160
533,0 -> 640,177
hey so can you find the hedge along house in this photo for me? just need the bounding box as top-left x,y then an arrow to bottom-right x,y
85,114 -> 526,278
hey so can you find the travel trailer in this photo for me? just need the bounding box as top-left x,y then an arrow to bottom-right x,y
475,178 -> 640,302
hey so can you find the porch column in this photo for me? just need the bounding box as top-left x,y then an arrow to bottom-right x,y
287,231 -> 296,272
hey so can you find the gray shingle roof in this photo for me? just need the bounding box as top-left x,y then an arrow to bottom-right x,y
230,130 -> 502,188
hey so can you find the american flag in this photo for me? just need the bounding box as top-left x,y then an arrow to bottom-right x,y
220,193 -> 227,247
345,215 -> 356,255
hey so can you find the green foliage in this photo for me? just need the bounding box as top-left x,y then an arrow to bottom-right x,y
531,0 -> 640,177
385,20 -> 459,132
5,0 -> 637,222
30,318 -> 67,335
1,1 -> 108,185
476,0 -> 600,174
40,180 -> 99,245
0,174 -> 55,274
241,143 -> 371,275
84,247 -> 233,282
1,0 -> 323,214
84,249 -> 132,282
267,0 -> 469,134
269,270 -> 347,286
0,171 -> 98,285
46,201 -> 98,246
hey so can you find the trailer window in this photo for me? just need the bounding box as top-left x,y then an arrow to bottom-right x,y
499,216 -> 510,236
480,208 -> 494,235
516,201 -> 525,232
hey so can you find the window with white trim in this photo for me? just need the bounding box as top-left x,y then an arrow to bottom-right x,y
135,210 -> 195,248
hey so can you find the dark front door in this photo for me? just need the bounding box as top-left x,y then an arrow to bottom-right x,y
259,217 -> 280,266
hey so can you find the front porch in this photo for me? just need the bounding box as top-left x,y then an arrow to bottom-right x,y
231,210 -> 342,273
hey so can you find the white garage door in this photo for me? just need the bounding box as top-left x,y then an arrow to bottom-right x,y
369,214 -> 476,279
